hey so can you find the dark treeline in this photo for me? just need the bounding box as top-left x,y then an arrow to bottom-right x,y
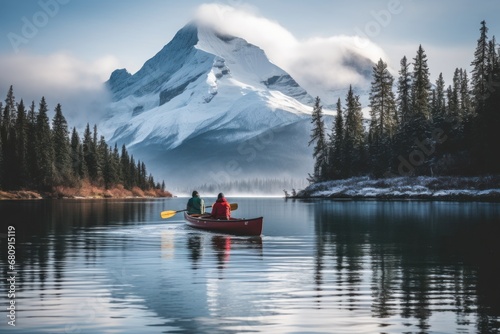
309,21 -> 500,182
0,87 -> 166,193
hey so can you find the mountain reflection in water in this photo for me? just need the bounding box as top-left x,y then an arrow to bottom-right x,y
0,198 -> 499,333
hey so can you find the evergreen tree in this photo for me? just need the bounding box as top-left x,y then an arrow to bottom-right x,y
1,86 -> 17,189
35,97 -> 54,189
93,124 -> 102,181
470,20 -> 489,113
394,46 -> 433,176
460,69 -> 474,168
98,135 -> 117,188
472,25 -> 500,173
411,45 -> 432,120
2,86 -> 16,130
83,123 -> 99,183
477,53 -> 500,173
487,36 -> 498,75
343,86 -> 366,176
448,69 -> 469,156
52,104 -> 71,184
26,101 -> 38,185
120,144 -> 131,188
14,99 -> 28,188
129,155 -> 137,188
397,56 -> 412,124
140,161 -> 147,189
98,137 -> 114,188
450,68 -> 462,119
368,59 -> 397,176
328,98 -> 345,179
70,127 -> 85,179
308,96 -> 328,182
431,73 -> 446,121
460,69 -> 473,119
112,144 -> 121,184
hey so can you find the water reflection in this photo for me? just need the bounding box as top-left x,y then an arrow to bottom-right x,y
1,199 -> 499,333
309,200 -> 500,333
185,233 -> 263,271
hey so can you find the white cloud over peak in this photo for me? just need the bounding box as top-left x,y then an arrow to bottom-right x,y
195,3 -> 389,102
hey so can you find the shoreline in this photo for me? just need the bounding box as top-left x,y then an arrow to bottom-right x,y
291,193 -> 500,202
292,176 -> 500,202
0,185 -> 173,200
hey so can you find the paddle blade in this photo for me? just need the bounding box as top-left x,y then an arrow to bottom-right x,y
160,210 -> 178,219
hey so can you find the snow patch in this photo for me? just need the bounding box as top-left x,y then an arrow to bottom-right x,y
299,176 -> 500,200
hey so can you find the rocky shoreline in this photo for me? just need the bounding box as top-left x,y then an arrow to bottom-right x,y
293,176 -> 500,202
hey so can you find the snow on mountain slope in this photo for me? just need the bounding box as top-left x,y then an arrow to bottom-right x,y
101,22 -> 317,191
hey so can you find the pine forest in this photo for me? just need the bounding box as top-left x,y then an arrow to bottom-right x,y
308,21 -> 500,183
0,89 -> 170,198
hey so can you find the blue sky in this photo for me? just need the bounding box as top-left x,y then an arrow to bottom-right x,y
0,0 -> 499,117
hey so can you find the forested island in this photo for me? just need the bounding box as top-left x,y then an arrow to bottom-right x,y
299,21 -> 500,200
0,87 -> 171,199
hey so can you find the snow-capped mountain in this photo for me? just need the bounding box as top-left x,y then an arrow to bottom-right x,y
101,21 -> 366,193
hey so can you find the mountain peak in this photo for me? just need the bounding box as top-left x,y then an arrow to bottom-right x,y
106,20 -> 311,104
101,21 -> 317,189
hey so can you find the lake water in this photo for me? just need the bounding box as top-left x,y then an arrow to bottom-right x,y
1,197 -> 499,333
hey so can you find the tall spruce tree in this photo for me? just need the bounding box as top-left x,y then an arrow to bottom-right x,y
450,68 -> 462,119
393,46 -> 433,176
99,137 -> 112,188
83,123 -> 99,183
1,86 -> 17,189
478,47 -> 500,173
459,70 -> 473,118
112,144 -> 121,184
411,45 -> 432,120
35,97 -> 55,189
343,86 -> 366,176
26,101 -> 38,185
328,98 -> 345,179
397,56 -> 412,124
472,22 -> 500,173
120,144 -> 131,188
368,59 -> 397,176
52,104 -> 71,184
14,99 -> 28,187
432,73 -> 446,121
471,20 -> 489,113
70,127 -> 85,179
308,96 -> 328,182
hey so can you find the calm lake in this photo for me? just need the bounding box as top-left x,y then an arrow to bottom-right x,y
1,197 -> 499,333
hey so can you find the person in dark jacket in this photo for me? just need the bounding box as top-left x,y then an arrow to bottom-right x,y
211,193 -> 231,219
187,190 -> 205,214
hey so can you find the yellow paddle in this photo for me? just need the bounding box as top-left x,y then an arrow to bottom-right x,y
160,203 -> 238,219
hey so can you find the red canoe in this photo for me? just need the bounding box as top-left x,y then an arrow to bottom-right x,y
184,212 -> 263,236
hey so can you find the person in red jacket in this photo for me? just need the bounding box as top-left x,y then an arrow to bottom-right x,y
211,193 -> 231,220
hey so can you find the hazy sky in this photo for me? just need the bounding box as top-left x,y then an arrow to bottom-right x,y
0,0 -> 499,118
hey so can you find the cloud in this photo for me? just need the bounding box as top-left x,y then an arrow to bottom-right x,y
0,52 -> 118,127
195,4 -> 388,102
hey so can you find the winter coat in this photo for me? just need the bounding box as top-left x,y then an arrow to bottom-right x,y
187,196 -> 205,214
211,197 -> 231,219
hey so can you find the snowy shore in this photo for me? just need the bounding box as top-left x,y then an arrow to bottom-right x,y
296,176 -> 500,201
